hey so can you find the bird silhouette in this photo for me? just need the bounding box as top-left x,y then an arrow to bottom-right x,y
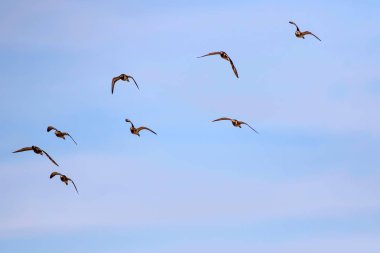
47,126 -> 77,145
111,74 -> 139,94
198,51 -> 239,78
212,117 -> 258,133
13,146 -> 59,166
125,118 -> 157,137
50,172 -> 78,194
289,21 -> 321,41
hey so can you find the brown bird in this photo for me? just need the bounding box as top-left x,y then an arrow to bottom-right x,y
111,74 -> 139,94
289,21 -> 321,41
47,126 -> 77,145
198,51 -> 239,78
13,146 -> 59,166
212,117 -> 258,133
50,172 -> 78,194
125,118 -> 157,137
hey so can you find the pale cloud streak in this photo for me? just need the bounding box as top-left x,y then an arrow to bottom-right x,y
1,153 -> 379,238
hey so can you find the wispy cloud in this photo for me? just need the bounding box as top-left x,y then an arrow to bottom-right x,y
1,153 -> 379,238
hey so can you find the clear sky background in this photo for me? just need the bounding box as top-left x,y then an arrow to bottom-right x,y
1,0 -> 380,252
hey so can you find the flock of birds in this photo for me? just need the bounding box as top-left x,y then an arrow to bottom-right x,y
13,127 -> 78,193
12,21 -> 321,194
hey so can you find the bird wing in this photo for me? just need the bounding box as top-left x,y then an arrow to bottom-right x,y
50,171 -> 62,179
240,122 -> 259,133
42,150 -> 59,166
289,21 -> 300,31
197,51 -> 222,58
12,147 -> 33,153
63,133 -> 77,145
303,31 -> 321,41
125,119 -> 135,128
129,76 -> 139,90
136,126 -> 157,135
111,75 -> 122,94
47,126 -> 58,132
227,58 -> 239,78
68,179 -> 79,194
212,117 -> 233,122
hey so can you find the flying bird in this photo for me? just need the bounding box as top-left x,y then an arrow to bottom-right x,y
198,51 -> 239,78
289,21 -> 321,41
111,74 -> 139,94
13,146 -> 59,166
125,118 -> 157,137
47,126 -> 77,145
212,117 -> 258,133
50,172 -> 78,194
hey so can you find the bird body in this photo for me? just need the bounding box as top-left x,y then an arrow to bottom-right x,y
212,117 -> 258,133
47,126 -> 77,145
198,51 -> 239,78
111,74 -> 139,94
125,119 -> 157,137
13,146 -> 59,166
54,131 -> 66,139
30,146 -> 43,155
289,21 -> 321,41
219,51 -> 229,61
231,119 -> 243,128
295,30 -> 303,38
50,172 -> 78,194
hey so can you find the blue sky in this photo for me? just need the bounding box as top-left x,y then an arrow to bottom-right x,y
1,0 -> 380,252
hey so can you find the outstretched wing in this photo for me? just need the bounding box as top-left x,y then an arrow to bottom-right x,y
303,31 -> 321,41
289,21 -> 300,31
197,51 -> 222,58
47,126 -> 57,132
241,122 -> 259,134
69,179 -> 79,194
50,171 -> 62,179
227,58 -> 239,78
12,147 -> 33,153
136,126 -> 157,135
212,117 -> 233,122
111,75 -> 122,94
63,133 -> 77,145
42,150 -> 59,166
129,76 -> 139,90
125,119 -> 135,128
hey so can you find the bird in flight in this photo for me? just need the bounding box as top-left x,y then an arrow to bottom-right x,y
50,172 -> 78,194
125,118 -> 157,137
289,21 -> 321,41
111,74 -> 139,94
212,117 -> 258,133
198,51 -> 239,78
13,146 -> 59,166
47,126 -> 77,145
